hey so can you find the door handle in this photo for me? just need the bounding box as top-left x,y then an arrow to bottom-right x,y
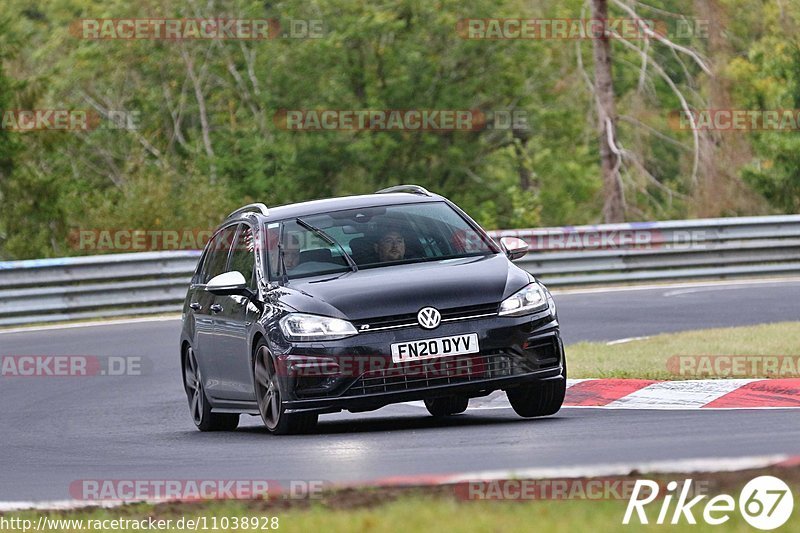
210,304 -> 223,313
189,303 -> 202,311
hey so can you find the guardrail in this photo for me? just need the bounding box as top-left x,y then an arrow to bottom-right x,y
493,215 -> 800,287
1,215 -> 799,326
0,251 -> 201,326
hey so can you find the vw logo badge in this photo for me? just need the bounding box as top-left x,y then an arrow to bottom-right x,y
417,307 -> 441,329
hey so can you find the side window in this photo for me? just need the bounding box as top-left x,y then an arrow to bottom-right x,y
229,224 -> 256,289
199,225 -> 237,284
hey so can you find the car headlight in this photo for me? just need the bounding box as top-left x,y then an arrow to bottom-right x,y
498,283 -> 548,316
279,313 -> 358,341
546,290 -> 556,317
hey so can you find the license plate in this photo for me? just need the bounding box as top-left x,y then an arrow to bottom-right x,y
390,333 -> 479,363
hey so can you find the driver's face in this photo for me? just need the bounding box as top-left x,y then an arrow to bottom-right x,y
376,231 -> 405,262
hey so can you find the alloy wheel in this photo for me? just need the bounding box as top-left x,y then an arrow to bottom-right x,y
255,346 -> 282,430
184,347 -> 204,425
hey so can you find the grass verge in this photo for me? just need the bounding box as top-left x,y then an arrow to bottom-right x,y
1,466 -> 798,532
567,321 -> 800,380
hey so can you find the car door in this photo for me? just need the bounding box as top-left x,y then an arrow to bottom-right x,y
191,224 -> 238,399
186,249 -> 212,359
213,223 -> 262,400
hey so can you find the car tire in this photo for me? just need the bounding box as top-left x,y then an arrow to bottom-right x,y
424,396 -> 469,417
506,360 -> 567,418
253,340 -> 318,435
183,346 -> 240,431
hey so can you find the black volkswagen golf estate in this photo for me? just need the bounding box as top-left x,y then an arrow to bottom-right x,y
181,185 -> 566,434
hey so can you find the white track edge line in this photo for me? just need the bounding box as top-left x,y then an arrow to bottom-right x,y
0,315 -> 182,335
444,454 -> 792,484
0,455 -> 792,512
551,276 -> 800,296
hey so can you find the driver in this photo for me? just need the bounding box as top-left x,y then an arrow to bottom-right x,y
375,228 -> 406,262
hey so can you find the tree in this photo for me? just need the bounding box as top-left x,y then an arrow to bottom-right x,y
581,0 -> 719,221
590,0 -> 625,222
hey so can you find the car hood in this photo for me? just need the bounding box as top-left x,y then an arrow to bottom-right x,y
278,253 -> 531,321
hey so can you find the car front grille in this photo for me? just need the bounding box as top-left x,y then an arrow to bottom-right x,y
344,351 -> 533,396
352,302 -> 499,331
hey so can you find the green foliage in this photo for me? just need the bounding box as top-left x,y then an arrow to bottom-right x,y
714,0 -> 800,212
0,18 -> 22,260
730,26 -> 800,212
0,0 -> 796,259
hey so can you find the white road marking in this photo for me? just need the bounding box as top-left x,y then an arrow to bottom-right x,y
552,277 -> 800,296
566,378 -> 591,387
1,455 -> 792,511
0,315 -> 182,335
662,283 -> 800,297
605,379 -> 757,409
606,336 -> 651,346
0,499 -> 154,512
445,454 -> 792,484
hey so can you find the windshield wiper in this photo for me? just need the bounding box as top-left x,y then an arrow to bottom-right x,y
295,218 -> 358,273
277,223 -> 289,284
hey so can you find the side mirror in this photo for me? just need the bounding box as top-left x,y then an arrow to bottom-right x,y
206,271 -> 255,298
500,236 -> 529,262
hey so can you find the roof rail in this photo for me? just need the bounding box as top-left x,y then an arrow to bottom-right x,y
375,184 -> 432,196
227,203 -> 269,219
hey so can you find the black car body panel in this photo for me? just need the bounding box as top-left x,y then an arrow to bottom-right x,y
180,189 -> 566,430
282,253 -> 528,321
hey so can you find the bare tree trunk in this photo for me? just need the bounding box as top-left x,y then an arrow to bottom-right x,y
590,0 -> 625,222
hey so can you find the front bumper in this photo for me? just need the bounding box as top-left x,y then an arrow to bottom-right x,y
272,309 -> 565,414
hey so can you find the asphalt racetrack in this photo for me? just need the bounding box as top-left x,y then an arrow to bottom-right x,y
1,279 -> 799,502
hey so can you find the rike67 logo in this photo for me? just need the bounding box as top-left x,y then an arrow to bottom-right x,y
623,476 -> 794,530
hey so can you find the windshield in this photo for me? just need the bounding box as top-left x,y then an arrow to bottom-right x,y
266,201 -> 496,280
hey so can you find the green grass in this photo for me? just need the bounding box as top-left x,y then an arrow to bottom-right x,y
3,486 -> 799,533
567,321 -> 800,379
